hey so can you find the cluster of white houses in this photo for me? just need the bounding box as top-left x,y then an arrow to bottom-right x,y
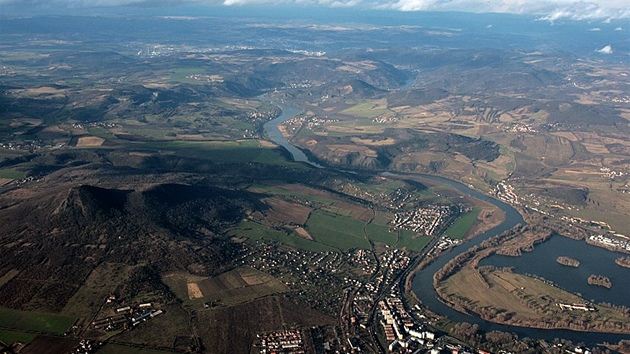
494,181 -> 518,205
588,234 -> 630,252
256,329 -> 306,354
391,205 -> 453,236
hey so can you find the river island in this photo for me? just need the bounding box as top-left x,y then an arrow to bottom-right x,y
556,256 -> 580,267
615,257 -> 630,269
588,275 -> 612,289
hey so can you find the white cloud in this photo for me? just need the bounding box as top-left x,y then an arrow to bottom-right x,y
1,0 -> 629,20
596,44 -> 613,54
537,1 -> 629,21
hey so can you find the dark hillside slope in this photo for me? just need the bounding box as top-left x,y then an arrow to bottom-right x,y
0,182 -> 256,311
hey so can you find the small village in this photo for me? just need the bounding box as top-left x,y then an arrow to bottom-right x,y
255,329 -> 307,354
390,205 -> 455,236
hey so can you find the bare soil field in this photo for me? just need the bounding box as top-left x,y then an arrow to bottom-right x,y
76,136 -> 105,147
0,178 -> 13,186
20,336 -> 80,354
351,137 -> 397,146
264,197 -> 313,225
187,283 -> 204,300
0,269 -> 19,287
22,87 -> 66,96
295,226 -> 313,240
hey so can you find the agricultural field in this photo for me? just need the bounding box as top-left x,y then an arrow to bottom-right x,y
262,197 -> 313,225
445,208 -> 481,239
97,344 -> 178,354
340,100 -> 391,119
395,233 -> 432,252
0,308 -> 76,335
240,177 -> 469,252
229,219 -> 337,252
162,266 -> 288,307
135,140 -> 299,167
0,330 -> 37,345
63,263 -> 136,318
0,168 -> 26,180
305,210 -> 371,250
19,336 -> 80,354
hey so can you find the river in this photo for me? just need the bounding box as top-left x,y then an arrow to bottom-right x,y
263,103 -> 324,168
264,101 -> 630,345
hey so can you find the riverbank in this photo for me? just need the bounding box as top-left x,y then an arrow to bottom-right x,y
264,99 -> 630,345
432,225 -> 630,334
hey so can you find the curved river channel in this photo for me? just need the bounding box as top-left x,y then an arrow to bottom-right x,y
264,102 -> 630,346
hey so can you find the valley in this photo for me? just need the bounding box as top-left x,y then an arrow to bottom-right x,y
0,11 -> 629,354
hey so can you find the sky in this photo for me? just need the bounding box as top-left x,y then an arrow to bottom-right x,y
0,0 -> 628,21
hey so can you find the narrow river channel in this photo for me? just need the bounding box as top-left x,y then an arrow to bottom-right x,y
263,101 -> 630,346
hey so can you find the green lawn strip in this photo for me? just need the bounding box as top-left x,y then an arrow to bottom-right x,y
0,168 -> 26,179
246,185 -> 340,205
396,234 -> 431,252
0,330 -> 37,345
137,140 -> 298,166
365,222 -> 397,247
306,210 -> 370,250
97,344 -> 177,354
445,208 -> 481,239
365,213 -> 428,251
0,308 -> 76,335
230,220 -> 337,253
340,102 -> 389,119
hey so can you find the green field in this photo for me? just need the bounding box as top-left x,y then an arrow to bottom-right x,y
340,102 -> 390,119
233,208 -> 430,252
395,233 -> 432,252
365,222 -> 397,246
0,168 -> 26,179
230,220 -> 337,252
0,330 -> 37,345
247,185 -> 340,206
97,344 -> 177,354
140,140 -> 300,167
0,308 -> 76,335
306,210 -> 370,250
445,208 -> 481,239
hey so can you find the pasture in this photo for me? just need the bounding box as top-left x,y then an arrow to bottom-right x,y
0,308 -> 75,335
340,100 -> 390,119
97,344 -> 178,354
230,220 -> 337,252
63,263 -> 134,317
305,210 -> 370,250
445,208 -> 481,239
0,168 -> 26,179
0,330 -> 37,345
139,139 -> 298,166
